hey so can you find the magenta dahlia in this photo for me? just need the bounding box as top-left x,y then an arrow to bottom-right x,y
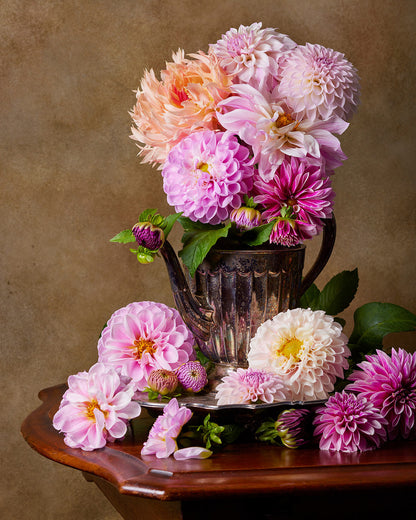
276,43 -> 360,121
313,391 -> 387,452
346,348 -> 416,440
97,301 -> 196,391
162,130 -> 254,224
175,361 -> 208,393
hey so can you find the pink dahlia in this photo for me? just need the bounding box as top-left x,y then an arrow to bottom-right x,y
346,348 -> 416,440
277,43 -> 360,121
254,156 -> 334,240
130,49 -> 231,167
230,206 -> 262,230
217,83 -> 348,181
248,308 -> 350,401
209,22 -> 296,91
175,361 -> 208,393
269,216 -> 317,247
215,368 -> 290,405
53,363 -> 141,451
98,301 -> 196,392
147,369 -> 179,396
313,391 -> 387,452
162,130 -> 254,224
141,398 -> 192,458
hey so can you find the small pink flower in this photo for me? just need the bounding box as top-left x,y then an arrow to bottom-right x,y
175,361 -> 208,392
141,398 -> 192,458
53,363 -> 141,451
313,391 -> 387,452
230,206 -> 262,230
346,348 -> 416,440
215,368 -> 290,405
147,369 -> 179,396
98,302 -> 196,392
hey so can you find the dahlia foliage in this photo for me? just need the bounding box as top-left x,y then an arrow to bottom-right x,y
124,22 -> 359,270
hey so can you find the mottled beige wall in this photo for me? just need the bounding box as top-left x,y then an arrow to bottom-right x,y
2,1 -> 415,518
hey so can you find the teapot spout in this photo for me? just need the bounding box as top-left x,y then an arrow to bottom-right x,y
160,241 -> 213,342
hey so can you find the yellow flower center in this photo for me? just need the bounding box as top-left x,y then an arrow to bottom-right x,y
278,337 -> 303,361
275,112 -> 295,128
133,337 -> 157,359
85,399 -> 107,421
197,162 -> 210,173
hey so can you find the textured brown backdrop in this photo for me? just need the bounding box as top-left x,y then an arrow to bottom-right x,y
2,1 -> 416,518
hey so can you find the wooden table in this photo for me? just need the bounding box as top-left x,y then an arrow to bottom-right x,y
21,385 -> 416,520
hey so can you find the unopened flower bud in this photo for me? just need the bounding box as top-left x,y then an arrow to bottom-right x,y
132,222 -> 165,251
175,361 -> 208,393
230,206 -> 262,230
147,369 -> 178,396
275,408 -> 313,448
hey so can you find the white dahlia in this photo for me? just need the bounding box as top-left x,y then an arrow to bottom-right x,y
209,22 -> 296,91
248,308 -> 350,401
276,43 -> 360,121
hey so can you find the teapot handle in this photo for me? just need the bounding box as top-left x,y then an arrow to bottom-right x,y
299,215 -> 336,296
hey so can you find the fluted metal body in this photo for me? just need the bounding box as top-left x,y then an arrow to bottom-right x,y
193,246 -> 305,367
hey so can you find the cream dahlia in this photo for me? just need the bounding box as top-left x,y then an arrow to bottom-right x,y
217,83 -> 348,180
98,301 -> 196,391
346,348 -> 416,440
248,308 -> 350,401
130,49 -> 231,166
313,391 -> 387,452
209,22 -> 296,91
162,130 -> 254,224
277,43 -> 360,121
215,368 -> 290,405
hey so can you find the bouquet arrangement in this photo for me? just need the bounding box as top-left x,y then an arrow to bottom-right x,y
112,22 -> 360,275
52,25 -> 416,458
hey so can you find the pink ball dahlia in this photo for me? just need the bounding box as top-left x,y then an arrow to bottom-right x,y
162,130 -> 254,224
215,368 -> 290,405
130,50 -> 231,167
98,302 -> 196,392
313,391 -> 387,452
248,308 -> 350,401
175,361 -> 208,393
209,22 -> 296,91
217,83 -> 348,181
254,156 -> 335,241
346,348 -> 416,440
277,43 -> 360,121
141,398 -> 192,458
53,363 -> 141,451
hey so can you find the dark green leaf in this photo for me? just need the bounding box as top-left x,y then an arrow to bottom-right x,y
110,229 -> 135,244
161,213 -> 182,238
316,269 -> 359,316
299,283 -> 320,310
334,317 -> 346,327
349,302 -> 416,349
241,221 -> 274,246
179,222 -> 231,276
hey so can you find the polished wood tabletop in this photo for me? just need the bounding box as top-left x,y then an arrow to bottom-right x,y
21,384 -> 416,520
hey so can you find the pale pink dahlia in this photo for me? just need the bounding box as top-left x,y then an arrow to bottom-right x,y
141,398 -> 192,458
217,83 -> 348,181
254,156 -> 334,240
130,49 -> 231,167
147,369 -> 179,396
98,302 -> 196,392
215,368 -> 290,405
313,391 -> 387,452
175,361 -> 208,392
346,348 -> 416,440
277,43 -> 360,121
209,22 -> 296,91
53,363 -> 141,451
248,308 -> 350,401
162,130 -> 254,224
230,206 -> 262,230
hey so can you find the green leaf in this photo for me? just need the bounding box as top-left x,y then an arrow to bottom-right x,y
161,212 -> 182,238
139,208 -> 157,222
300,283 -> 320,310
110,229 -> 136,244
349,302 -> 416,350
179,222 -> 231,276
241,221 -> 274,246
315,269 -> 359,316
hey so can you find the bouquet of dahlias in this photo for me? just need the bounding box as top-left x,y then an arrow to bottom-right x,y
112,22 -> 360,275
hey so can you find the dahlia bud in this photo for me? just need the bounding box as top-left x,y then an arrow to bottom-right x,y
230,206 -> 262,230
132,222 -> 165,251
175,361 -> 208,393
270,218 -> 300,247
275,408 -> 313,449
147,369 -> 179,396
